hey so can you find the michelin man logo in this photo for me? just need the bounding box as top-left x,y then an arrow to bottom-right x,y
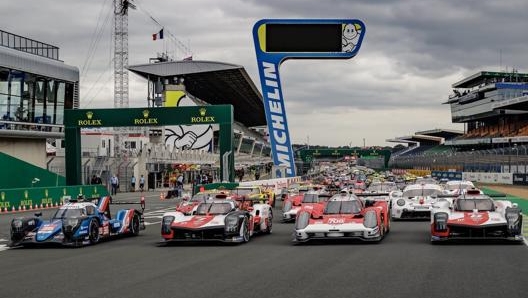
165,91 -> 213,151
342,23 -> 362,52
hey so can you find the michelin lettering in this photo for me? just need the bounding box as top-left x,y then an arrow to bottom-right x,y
261,61 -> 294,176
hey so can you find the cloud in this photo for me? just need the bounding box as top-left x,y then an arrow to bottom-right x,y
3,0 -> 527,147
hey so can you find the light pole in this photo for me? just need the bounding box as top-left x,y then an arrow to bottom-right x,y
514,144 -> 519,173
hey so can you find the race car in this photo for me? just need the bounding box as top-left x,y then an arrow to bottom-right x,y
293,191 -> 390,243
442,180 -> 476,195
9,195 -> 145,247
161,199 -> 272,243
430,190 -> 524,243
391,183 -> 444,220
231,185 -> 276,207
282,190 -> 331,223
359,181 -> 400,205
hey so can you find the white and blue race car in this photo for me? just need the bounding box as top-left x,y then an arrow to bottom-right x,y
9,195 -> 145,247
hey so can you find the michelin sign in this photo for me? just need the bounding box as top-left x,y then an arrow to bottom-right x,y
253,19 -> 366,177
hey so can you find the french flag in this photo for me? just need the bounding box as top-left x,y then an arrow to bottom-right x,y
152,28 -> 164,40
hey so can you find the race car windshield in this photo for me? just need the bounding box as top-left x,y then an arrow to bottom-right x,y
368,182 -> 397,192
195,203 -> 232,215
455,199 -> 494,211
191,193 -> 210,202
445,183 -> 473,191
324,201 -> 361,214
302,193 -> 322,203
52,208 -> 85,219
403,188 -> 442,197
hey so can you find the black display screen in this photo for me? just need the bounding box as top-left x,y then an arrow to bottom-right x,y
266,24 -> 342,53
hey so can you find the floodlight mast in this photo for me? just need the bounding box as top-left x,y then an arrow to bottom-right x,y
113,0 -> 135,157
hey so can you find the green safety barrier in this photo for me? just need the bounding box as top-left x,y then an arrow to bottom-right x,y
0,185 -> 109,212
193,183 -> 239,194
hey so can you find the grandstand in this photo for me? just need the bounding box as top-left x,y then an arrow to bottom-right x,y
390,70 -> 528,173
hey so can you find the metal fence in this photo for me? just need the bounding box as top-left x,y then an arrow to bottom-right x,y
390,145 -> 528,173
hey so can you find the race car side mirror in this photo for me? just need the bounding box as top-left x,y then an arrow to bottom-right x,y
34,212 -> 42,217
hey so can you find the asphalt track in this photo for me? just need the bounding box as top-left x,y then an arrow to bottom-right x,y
0,192 -> 527,298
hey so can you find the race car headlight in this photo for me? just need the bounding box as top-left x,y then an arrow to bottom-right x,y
396,199 -> 405,207
283,201 -> 292,212
62,217 -> 82,235
224,214 -> 239,233
63,217 -> 81,228
434,212 -> 448,232
11,219 -> 23,229
363,210 -> 377,229
295,211 -> 310,230
161,216 -> 175,234
505,208 -> 522,234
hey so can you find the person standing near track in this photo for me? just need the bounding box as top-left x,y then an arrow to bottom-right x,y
139,174 -> 145,192
176,173 -> 184,198
130,175 -> 136,192
110,175 -> 119,195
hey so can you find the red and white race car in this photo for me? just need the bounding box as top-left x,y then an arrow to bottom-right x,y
293,191 -> 390,243
282,190 -> 331,223
430,190 -> 524,243
161,199 -> 272,244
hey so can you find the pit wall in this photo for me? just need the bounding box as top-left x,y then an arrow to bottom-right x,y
0,185 -> 109,213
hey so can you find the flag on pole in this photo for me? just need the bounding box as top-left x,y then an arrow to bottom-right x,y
152,28 -> 164,40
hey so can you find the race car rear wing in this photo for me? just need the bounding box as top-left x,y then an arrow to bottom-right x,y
437,192 -> 506,198
108,196 -> 146,212
356,192 -> 390,197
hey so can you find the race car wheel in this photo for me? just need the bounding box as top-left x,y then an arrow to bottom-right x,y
88,219 -> 100,244
241,218 -> 250,243
265,210 -> 273,234
130,213 -> 140,236
382,213 -> 390,234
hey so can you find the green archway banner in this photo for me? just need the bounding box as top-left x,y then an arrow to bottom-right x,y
64,105 -> 234,185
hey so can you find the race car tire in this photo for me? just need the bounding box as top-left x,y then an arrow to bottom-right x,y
382,213 -> 390,234
88,219 -> 100,244
130,213 -> 140,236
241,218 -> 250,243
265,210 -> 273,234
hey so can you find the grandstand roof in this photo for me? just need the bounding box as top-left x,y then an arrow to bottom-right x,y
415,128 -> 464,140
127,60 -> 266,127
387,134 -> 443,146
453,71 -> 528,89
385,137 -> 418,145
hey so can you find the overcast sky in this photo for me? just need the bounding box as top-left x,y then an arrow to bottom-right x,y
3,0 -> 527,147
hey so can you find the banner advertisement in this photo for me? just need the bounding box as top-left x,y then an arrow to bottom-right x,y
462,172 -> 513,184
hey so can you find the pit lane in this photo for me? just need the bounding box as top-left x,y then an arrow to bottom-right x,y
0,193 -> 526,298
